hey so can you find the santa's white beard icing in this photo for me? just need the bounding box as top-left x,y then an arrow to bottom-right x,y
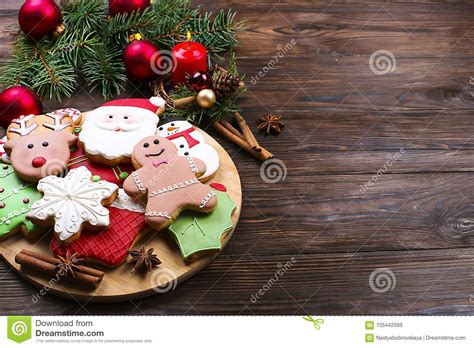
80,106 -> 159,162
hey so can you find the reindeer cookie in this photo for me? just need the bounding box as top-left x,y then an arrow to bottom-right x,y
123,136 -> 218,231
4,115 -> 77,182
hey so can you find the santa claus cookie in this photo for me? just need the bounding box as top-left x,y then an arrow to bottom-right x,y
79,97 -> 165,166
123,136 -> 218,231
50,189 -> 149,266
4,117 -> 77,182
157,118 -> 220,181
27,167 -> 119,244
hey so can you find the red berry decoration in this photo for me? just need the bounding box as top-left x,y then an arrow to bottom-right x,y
109,0 -> 151,16
18,0 -> 62,39
0,86 -> 43,128
186,71 -> 212,92
123,37 -> 162,82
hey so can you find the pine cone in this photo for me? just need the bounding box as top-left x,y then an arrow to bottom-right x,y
211,66 -> 242,98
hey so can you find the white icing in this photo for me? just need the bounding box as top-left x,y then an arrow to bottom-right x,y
0,136 -> 11,164
43,113 -> 73,131
51,108 -> 82,124
145,211 -> 171,219
27,167 -> 118,241
9,114 -> 38,136
149,96 -> 166,108
149,178 -> 199,197
110,189 -> 146,213
156,121 -> 220,180
80,106 -> 159,160
200,191 -> 216,208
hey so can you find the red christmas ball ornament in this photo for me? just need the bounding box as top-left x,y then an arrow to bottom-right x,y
18,0 -> 62,39
109,0 -> 151,16
123,36 -> 162,82
186,71 -> 212,92
0,86 -> 43,128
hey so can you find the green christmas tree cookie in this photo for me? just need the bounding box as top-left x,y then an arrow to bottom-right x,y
0,164 -> 43,240
168,183 -> 236,259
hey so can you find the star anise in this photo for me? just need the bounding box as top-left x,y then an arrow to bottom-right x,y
257,114 -> 285,135
128,246 -> 161,272
55,251 -> 83,278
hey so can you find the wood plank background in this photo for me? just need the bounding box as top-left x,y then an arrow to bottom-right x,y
1,0 -> 474,315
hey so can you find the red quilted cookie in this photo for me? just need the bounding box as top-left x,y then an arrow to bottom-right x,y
50,190 -> 148,266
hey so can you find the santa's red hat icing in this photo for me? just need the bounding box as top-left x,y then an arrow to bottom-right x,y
100,97 -> 165,121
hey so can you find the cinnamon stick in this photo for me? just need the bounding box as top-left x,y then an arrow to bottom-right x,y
19,249 -> 103,278
174,95 -> 197,108
220,119 -> 245,140
15,250 -> 103,287
234,112 -> 260,151
213,121 -> 273,161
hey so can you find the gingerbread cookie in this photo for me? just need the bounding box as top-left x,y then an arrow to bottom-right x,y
69,132 -> 134,187
6,113 -> 74,139
0,164 -> 43,240
51,108 -> 82,125
123,136 -> 218,231
168,183 -> 236,259
27,167 -> 119,244
0,136 -> 10,164
157,118 -> 220,181
50,189 -> 149,266
79,98 -> 165,165
4,129 -> 77,182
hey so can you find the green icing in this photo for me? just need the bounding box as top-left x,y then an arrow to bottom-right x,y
0,165 -> 43,238
168,188 -> 237,259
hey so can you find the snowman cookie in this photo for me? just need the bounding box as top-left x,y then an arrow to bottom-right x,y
79,97 -> 165,166
123,136 -> 218,231
156,118 -> 220,181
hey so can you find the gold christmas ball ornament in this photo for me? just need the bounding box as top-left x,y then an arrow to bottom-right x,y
196,89 -> 217,109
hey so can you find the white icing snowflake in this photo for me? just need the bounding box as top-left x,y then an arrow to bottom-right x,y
27,167 -> 118,241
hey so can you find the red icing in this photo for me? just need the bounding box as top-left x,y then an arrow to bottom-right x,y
50,207 -> 147,266
68,145 -> 134,187
32,157 -> 46,168
210,183 -> 226,192
167,127 -> 200,148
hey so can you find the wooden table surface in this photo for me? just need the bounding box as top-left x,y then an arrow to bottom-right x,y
1,0 -> 474,315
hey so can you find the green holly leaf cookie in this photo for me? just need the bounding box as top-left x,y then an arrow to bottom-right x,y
168,184 -> 236,259
0,164 -> 43,240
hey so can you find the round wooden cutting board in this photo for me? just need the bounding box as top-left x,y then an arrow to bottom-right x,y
0,127 -> 242,302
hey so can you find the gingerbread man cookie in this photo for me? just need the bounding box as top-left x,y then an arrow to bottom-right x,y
123,136 -> 218,231
27,167 -> 119,244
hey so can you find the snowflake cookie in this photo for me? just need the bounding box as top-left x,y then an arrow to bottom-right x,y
27,166 -> 119,244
